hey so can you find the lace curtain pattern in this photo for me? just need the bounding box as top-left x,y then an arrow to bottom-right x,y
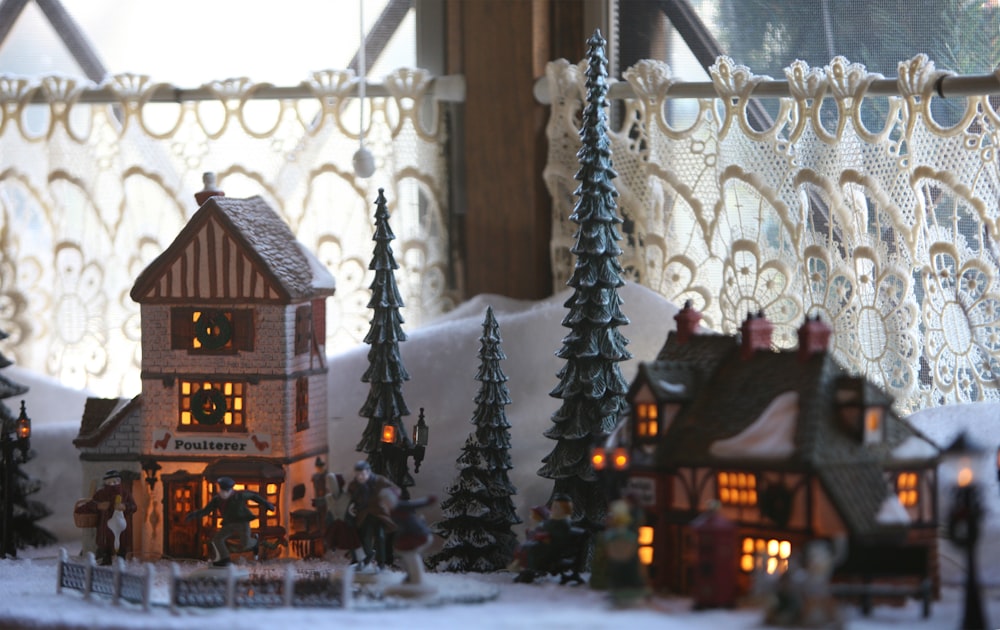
544,55 -> 1000,412
0,69 -> 455,396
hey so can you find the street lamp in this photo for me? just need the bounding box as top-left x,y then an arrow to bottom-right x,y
140,458 -> 162,492
943,430 -> 988,630
378,407 -> 431,492
2,400 -> 31,558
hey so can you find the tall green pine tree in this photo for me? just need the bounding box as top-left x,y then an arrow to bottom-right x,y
0,329 -> 54,553
357,188 -> 414,494
432,306 -> 521,572
538,30 -> 631,532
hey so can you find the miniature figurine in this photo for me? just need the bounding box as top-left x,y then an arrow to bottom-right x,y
323,470 -> 362,560
380,487 -> 437,593
347,460 -> 399,569
512,493 -> 587,584
185,476 -> 276,566
75,470 -> 137,565
602,499 -> 648,607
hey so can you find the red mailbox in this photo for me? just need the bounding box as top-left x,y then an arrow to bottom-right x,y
691,506 -> 739,609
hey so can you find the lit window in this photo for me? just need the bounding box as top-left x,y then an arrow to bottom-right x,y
203,479 -> 281,532
896,472 -> 919,507
636,403 -> 659,439
741,537 -> 791,574
718,471 -> 758,506
638,526 -> 654,565
179,380 -> 245,430
863,407 -> 883,443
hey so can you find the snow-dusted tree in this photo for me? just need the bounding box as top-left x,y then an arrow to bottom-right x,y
538,29 -> 631,533
432,306 -> 521,571
356,188 -> 414,495
0,329 -> 54,555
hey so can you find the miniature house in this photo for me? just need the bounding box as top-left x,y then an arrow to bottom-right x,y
74,193 -> 335,560
620,304 -> 940,596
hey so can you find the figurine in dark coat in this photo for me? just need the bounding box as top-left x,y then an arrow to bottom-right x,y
76,470 -> 137,565
185,476 -> 276,566
347,460 -> 398,568
380,488 -> 436,587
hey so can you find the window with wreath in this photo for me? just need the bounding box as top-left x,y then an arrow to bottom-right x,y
171,307 -> 254,352
179,380 -> 245,431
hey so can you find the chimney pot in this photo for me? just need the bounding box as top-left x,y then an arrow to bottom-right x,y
674,299 -> 703,344
797,314 -> 832,361
740,310 -> 773,360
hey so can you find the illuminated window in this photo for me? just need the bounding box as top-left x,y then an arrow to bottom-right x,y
863,407 -> 883,443
636,403 -> 659,440
638,526 -> 654,565
741,537 -> 791,574
717,471 -> 758,506
896,471 -> 919,507
179,380 -> 245,430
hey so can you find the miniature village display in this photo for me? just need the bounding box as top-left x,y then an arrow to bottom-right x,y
25,26 -> 971,625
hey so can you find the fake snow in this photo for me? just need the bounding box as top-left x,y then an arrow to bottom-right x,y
4,283 -> 1000,627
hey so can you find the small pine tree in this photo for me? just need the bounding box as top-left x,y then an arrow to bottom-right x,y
356,188 -> 415,494
538,29 -> 632,534
0,329 -> 55,554
432,306 -> 521,572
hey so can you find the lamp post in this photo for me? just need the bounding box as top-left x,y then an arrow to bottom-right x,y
140,459 -> 162,492
943,431 -> 988,630
1,400 -> 31,558
378,408 -> 430,496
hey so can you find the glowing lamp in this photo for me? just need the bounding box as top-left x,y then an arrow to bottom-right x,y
612,447 -> 629,471
591,447 -> 607,471
14,401 -> 30,458
381,423 -> 397,444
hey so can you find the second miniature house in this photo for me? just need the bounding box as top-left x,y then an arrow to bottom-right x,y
75,193 -> 335,560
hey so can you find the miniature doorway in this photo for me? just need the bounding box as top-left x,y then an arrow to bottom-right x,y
162,471 -> 201,559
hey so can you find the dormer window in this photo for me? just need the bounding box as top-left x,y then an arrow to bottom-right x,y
864,407 -> 884,444
636,403 -> 659,440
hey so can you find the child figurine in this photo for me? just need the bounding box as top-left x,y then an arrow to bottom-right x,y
185,476 -> 276,566
75,470 -> 137,565
379,488 -> 437,595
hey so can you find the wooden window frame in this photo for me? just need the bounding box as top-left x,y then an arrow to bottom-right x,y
295,377 -> 309,432
171,307 -> 254,353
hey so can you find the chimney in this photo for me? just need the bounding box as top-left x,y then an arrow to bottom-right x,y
740,310 -> 773,360
797,314 -> 832,362
194,172 -> 225,206
673,300 -> 702,344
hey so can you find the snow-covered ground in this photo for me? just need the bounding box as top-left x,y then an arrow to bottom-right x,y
4,283 -> 1000,628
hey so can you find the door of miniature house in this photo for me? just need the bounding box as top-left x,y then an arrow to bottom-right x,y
163,471 -> 202,558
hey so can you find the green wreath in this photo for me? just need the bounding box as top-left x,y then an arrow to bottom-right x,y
194,310 -> 232,350
191,388 -> 227,425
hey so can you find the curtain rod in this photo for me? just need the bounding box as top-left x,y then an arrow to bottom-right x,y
11,74 -> 466,105
533,72 -> 1000,104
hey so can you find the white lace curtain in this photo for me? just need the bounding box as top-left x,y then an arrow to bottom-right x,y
544,55 -> 1000,412
0,69 -> 455,396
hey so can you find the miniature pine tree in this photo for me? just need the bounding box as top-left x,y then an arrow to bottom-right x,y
538,29 -> 632,533
432,306 -> 521,572
0,329 -> 55,554
356,188 -> 414,495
